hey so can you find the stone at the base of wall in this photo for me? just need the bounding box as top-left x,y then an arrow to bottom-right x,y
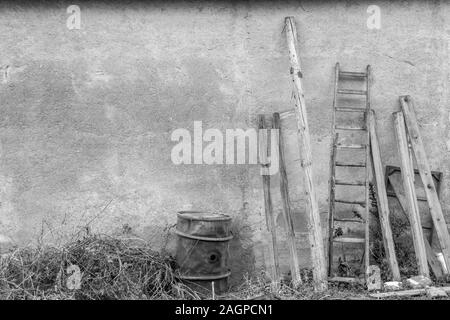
406,275 -> 432,289
426,287 -> 448,299
384,281 -> 403,291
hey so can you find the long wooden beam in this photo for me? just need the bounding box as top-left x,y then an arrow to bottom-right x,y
369,110 -> 401,281
363,65 -> 372,277
284,16 -> 327,291
273,112 -> 302,286
400,95 -> 450,272
327,134 -> 338,276
370,286 -> 450,299
393,111 -> 429,277
258,114 -> 280,291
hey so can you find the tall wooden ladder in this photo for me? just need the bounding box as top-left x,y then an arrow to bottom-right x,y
327,63 -> 372,283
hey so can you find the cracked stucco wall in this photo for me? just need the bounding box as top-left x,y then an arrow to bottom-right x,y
0,1 -> 449,283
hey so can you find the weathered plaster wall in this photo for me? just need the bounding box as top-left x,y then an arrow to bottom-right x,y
0,1 -> 449,282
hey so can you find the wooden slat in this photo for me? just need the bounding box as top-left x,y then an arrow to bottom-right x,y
369,110 -> 401,281
393,111 -> 429,277
333,237 -> 365,244
386,165 -> 444,209
327,62 -> 340,277
329,276 -> 363,284
335,199 -> 366,206
400,95 -> 450,272
334,218 -> 364,223
337,144 -> 366,149
387,191 -> 431,202
337,89 -> 367,95
258,114 -> 280,291
386,165 -> 443,186
335,125 -> 365,131
335,161 -> 366,167
388,175 -> 445,280
335,107 -> 366,113
273,112 -> 302,286
335,179 -> 366,186
338,71 -> 366,78
285,16 -> 328,291
370,286 -> 450,299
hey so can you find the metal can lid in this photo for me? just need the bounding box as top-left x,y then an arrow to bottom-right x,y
177,211 -> 231,221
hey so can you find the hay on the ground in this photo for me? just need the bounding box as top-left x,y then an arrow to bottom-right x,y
0,235 -> 198,300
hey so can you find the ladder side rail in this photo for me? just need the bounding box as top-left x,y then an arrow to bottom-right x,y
364,65 -> 372,276
327,63 -> 340,276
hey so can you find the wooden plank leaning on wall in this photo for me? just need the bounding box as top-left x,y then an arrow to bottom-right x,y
369,110 -> 401,281
393,111 -> 429,276
273,112 -> 302,287
258,114 -> 280,291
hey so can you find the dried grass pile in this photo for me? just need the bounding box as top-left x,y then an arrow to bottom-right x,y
0,235 -> 197,300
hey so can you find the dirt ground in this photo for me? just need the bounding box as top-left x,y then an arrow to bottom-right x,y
223,276 -> 450,301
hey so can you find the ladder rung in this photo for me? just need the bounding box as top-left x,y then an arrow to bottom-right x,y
335,125 -> 366,131
335,161 -> 366,167
337,144 -> 366,149
334,218 -> 364,223
387,191 -> 428,202
333,236 -> 365,244
338,71 -> 366,79
329,276 -> 363,283
335,180 -> 366,186
335,199 -> 366,206
337,89 -> 367,95
278,109 -> 295,119
335,107 -> 366,113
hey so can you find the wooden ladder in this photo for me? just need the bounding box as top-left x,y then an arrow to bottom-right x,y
327,63 -> 372,283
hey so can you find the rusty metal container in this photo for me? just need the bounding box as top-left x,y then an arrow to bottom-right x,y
175,211 -> 232,295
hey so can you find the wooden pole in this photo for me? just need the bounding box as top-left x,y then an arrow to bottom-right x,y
327,63 -> 340,277
258,114 -> 280,291
273,112 -> 302,286
400,95 -> 450,272
327,134 -> 338,276
388,175 -> 445,280
393,111 -> 429,277
364,65 -> 372,277
284,16 -> 328,291
369,110 -> 401,281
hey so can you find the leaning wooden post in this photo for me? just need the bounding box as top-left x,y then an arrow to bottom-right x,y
393,111 -> 429,277
369,110 -> 401,281
273,112 -> 302,286
258,114 -> 281,291
284,16 -> 328,291
400,95 -> 450,273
